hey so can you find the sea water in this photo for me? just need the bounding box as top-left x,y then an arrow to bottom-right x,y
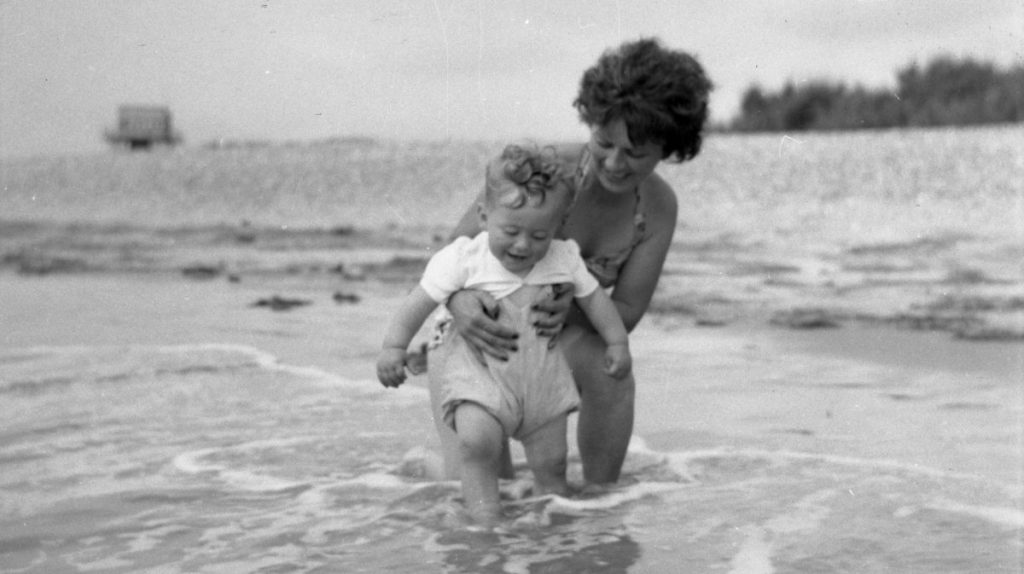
1,338 -> 1020,572
1,126 -> 1022,572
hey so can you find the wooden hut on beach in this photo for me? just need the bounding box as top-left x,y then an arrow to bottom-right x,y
104,105 -> 182,150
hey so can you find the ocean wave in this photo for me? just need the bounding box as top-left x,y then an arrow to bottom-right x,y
5,418 -> 1020,572
668,447 -> 1018,493
0,342 -> 378,396
173,438 -> 317,494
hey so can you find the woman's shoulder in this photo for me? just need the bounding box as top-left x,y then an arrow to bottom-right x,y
640,172 -> 678,224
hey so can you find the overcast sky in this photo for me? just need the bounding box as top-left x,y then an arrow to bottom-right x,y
1,0 -> 1020,159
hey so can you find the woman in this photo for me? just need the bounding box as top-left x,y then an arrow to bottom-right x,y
435,37 -> 713,487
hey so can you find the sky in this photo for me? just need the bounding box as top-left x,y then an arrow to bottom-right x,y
1,0 -> 1021,159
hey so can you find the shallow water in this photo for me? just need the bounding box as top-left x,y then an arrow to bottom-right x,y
1,339 -> 1020,572
1,127 -> 1022,571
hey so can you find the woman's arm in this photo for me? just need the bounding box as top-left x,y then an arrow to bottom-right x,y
609,176 -> 678,331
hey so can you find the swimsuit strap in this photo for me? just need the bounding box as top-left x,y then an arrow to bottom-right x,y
575,145 -> 646,241
574,145 -> 595,195
631,185 -> 647,245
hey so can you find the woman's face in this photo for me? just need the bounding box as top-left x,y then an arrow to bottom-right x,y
587,118 -> 664,194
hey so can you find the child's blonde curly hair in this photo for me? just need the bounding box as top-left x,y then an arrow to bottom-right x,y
484,143 -> 575,212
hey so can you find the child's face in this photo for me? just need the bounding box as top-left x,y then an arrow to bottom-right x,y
480,201 -> 564,275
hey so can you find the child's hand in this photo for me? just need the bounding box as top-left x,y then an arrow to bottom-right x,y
377,348 -> 408,388
404,342 -> 428,375
604,343 -> 632,379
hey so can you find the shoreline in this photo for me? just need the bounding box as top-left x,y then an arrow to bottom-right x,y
4,212 -> 1021,343
4,268 -> 1021,375
4,246 -> 1023,343
3,271 -> 1020,488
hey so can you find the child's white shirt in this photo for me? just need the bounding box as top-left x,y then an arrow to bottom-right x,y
420,233 -> 599,303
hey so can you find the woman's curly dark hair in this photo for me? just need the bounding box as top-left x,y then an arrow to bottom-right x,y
485,143 -> 574,210
574,38 -> 713,163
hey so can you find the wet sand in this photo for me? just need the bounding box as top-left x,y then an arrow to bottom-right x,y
4,271 -> 1020,487
2,269 -> 1021,572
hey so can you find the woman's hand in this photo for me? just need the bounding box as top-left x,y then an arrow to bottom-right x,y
447,289 -> 518,363
531,282 -> 575,347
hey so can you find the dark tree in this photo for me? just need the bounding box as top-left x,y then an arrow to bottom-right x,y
729,55 -> 1023,132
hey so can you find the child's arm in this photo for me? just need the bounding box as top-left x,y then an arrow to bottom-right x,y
377,286 -> 439,388
574,288 -> 632,379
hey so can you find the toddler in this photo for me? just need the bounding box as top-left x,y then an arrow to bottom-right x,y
376,144 -> 631,524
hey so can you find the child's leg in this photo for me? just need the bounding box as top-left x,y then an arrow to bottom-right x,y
428,373 -> 464,480
453,403 -> 505,524
429,362 -> 515,481
520,414 -> 569,497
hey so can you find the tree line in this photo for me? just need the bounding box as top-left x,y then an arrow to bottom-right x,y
728,55 -> 1024,132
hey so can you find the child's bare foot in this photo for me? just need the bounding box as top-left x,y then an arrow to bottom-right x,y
577,482 -> 613,498
532,482 -> 569,498
466,502 -> 504,527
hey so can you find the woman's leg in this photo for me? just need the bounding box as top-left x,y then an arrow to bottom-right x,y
564,330 -> 636,484
453,403 -> 505,524
520,415 -> 569,496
